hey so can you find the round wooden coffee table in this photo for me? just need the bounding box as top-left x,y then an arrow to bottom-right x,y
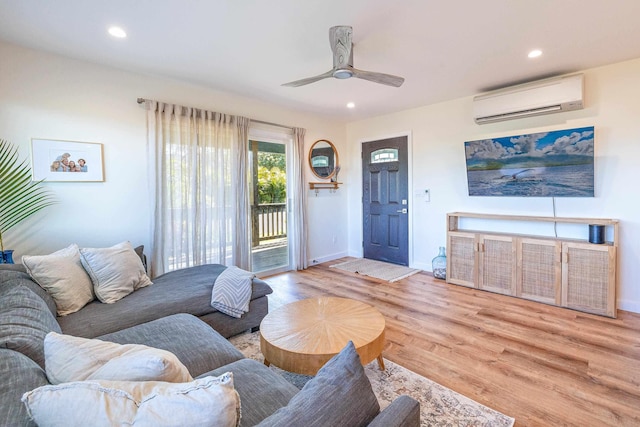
259,296 -> 386,375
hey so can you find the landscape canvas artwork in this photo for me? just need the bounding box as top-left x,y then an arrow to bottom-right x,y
465,126 -> 594,197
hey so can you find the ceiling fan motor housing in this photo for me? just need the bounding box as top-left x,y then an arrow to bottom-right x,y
330,26 -> 354,68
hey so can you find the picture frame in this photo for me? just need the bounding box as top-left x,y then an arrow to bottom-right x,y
464,126 -> 594,197
31,138 -> 104,182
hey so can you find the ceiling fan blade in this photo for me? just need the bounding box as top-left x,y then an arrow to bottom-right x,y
283,26 -> 404,88
282,70 -> 334,87
351,68 -> 405,87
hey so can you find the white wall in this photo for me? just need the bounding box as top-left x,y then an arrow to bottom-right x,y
346,57 -> 640,313
4,40 -> 638,312
0,41 -> 347,266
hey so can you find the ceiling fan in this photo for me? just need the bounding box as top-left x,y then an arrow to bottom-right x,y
282,26 -> 405,88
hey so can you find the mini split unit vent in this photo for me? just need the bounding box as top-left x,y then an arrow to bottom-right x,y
473,74 -> 584,124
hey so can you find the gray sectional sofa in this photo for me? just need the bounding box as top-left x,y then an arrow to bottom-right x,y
1,264 -> 420,426
55,263 -> 273,339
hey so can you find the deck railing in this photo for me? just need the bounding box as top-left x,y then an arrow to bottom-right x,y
251,203 -> 287,247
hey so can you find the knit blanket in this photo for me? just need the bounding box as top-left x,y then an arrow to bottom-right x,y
210,266 -> 254,318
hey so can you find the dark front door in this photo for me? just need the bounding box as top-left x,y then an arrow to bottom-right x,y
362,136 -> 409,266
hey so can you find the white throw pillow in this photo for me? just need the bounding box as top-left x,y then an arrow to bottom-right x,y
22,244 -> 94,316
79,241 -> 153,303
22,373 -> 240,427
44,332 -> 192,384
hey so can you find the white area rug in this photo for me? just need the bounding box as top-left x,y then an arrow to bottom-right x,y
330,258 -> 421,282
230,332 -> 515,427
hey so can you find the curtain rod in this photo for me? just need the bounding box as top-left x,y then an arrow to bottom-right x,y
136,97 -> 293,130
250,119 -> 293,130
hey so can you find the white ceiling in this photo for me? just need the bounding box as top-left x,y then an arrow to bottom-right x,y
2,0 -> 640,121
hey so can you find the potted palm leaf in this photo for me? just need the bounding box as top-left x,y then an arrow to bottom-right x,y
0,139 -> 56,263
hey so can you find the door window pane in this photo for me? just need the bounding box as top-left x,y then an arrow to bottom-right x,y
371,148 -> 398,163
311,155 -> 329,167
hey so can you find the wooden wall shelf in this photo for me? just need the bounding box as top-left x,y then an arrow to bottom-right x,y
309,182 -> 341,191
446,212 -> 618,318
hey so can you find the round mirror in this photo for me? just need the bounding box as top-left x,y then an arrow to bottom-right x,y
309,139 -> 339,180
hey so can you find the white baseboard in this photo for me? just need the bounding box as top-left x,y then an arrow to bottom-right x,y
307,251 -> 348,267
617,299 -> 640,314
411,261 -> 431,271
347,249 -> 363,258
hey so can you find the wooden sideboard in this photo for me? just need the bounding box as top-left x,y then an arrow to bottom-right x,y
446,212 -> 618,317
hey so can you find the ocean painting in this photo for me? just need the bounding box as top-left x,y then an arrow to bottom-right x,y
465,126 -> 594,197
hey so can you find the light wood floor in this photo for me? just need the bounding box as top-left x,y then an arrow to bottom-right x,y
261,257 -> 640,427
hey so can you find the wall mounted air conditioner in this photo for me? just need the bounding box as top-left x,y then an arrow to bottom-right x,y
473,74 -> 584,124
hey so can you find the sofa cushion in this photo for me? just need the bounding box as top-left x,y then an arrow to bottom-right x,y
57,264 -> 272,338
0,270 -> 58,317
199,296 -> 269,339
206,358 -> 299,426
79,241 -> 152,303
256,341 -> 380,427
0,263 -> 28,272
99,313 -> 245,377
22,244 -> 94,316
0,348 -> 49,427
0,286 -> 62,368
44,332 -> 192,384
22,373 -> 240,427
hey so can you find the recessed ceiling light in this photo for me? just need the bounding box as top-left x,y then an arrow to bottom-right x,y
108,26 -> 127,39
346,102 -> 355,109
528,49 -> 542,59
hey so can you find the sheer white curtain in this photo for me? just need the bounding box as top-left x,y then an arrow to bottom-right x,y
145,101 -> 250,276
234,117 -> 251,270
292,127 -> 308,270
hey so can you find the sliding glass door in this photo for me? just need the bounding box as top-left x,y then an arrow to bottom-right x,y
249,125 -> 293,274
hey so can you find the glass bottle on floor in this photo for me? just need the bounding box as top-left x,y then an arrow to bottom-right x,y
432,247 -> 446,280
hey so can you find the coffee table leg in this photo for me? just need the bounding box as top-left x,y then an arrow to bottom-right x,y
264,359 -> 271,367
376,354 -> 385,370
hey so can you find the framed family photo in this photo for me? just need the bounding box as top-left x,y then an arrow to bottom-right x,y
31,138 -> 104,182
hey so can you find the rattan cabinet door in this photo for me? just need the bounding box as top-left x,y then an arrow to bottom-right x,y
517,238 -> 562,305
447,231 -> 477,287
478,234 -> 516,296
561,242 -> 616,317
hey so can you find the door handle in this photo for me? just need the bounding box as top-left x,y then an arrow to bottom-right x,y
396,209 -> 408,214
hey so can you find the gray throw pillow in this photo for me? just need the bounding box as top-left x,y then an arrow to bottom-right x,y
133,245 -> 148,273
0,286 -> 62,368
256,341 -> 380,427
